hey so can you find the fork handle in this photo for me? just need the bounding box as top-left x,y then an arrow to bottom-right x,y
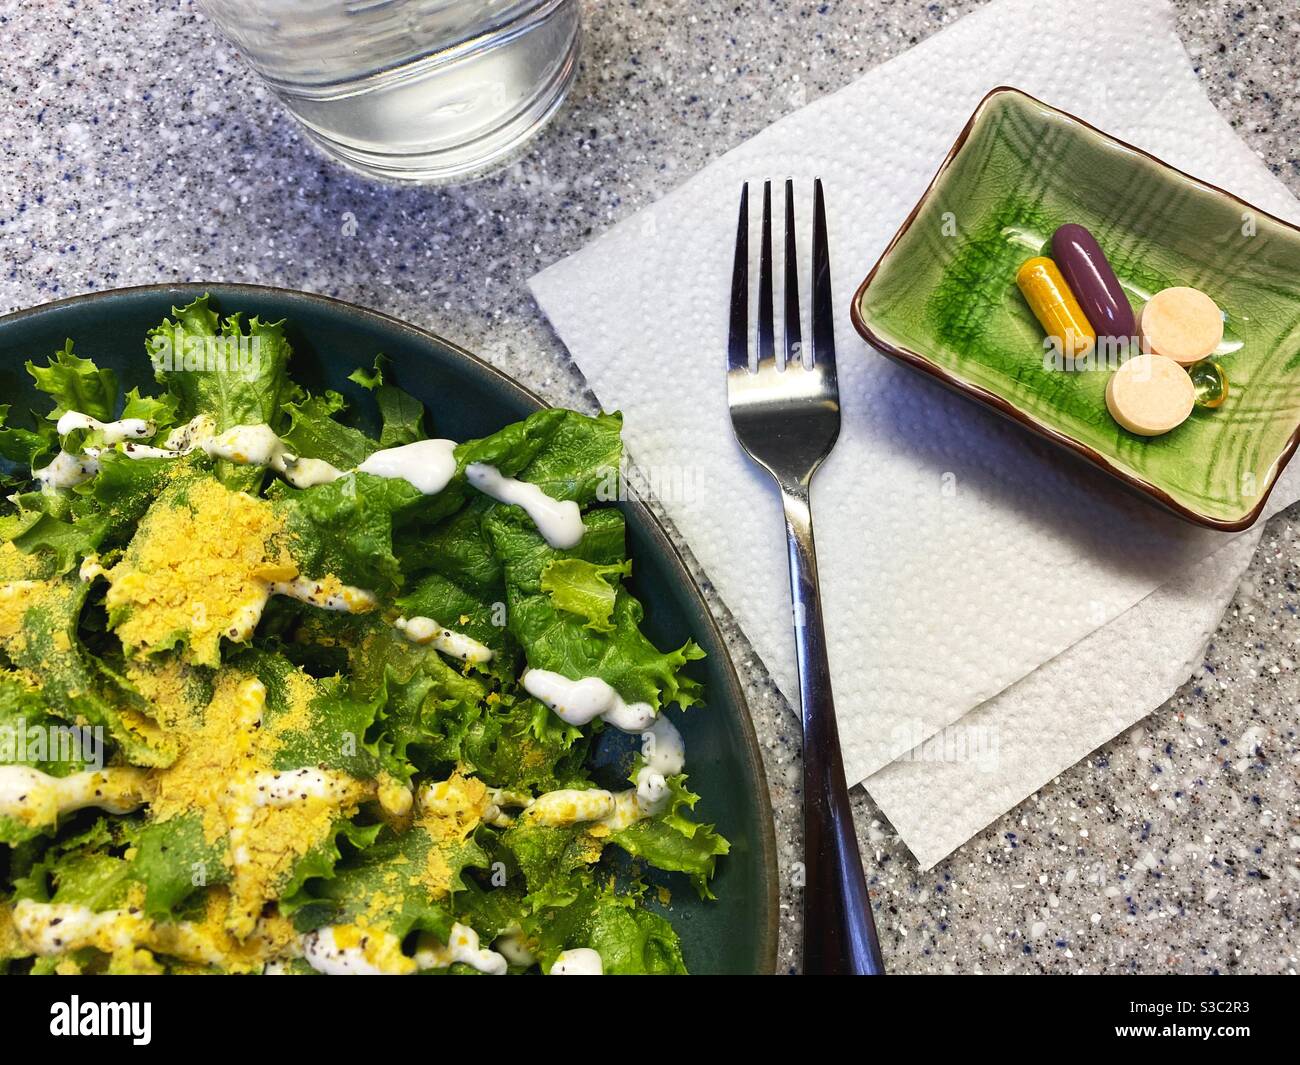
782,485 -> 885,976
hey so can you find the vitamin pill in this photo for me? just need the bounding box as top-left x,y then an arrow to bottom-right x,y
1105,354 -> 1195,436
1139,286 -> 1223,365
1050,224 -> 1135,342
1016,256 -> 1096,357
1189,359 -> 1229,409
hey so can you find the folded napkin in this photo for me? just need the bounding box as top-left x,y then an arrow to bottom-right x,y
530,0 -> 1300,864
863,527 -> 1261,868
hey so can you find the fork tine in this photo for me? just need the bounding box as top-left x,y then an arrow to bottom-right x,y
756,181 -> 775,370
783,179 -> 802,370
810,178 -> 837,379
728,183 -> 749,373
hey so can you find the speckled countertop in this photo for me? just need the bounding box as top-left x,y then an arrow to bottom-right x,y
1,0 -> 1297,974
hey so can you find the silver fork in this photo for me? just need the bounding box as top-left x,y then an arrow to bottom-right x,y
727,179 -> 884,976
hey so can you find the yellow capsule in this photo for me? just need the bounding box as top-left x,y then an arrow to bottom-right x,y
1016,256 -> 1096,357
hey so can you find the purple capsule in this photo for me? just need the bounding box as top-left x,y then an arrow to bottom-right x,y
1051,224 -> 1135,343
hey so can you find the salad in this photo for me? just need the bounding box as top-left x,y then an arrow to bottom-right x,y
0,297 -> 726,975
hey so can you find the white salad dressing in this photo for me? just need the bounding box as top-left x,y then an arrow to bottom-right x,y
523,713 -> 686,830
11,899 -> 299,969
465,463 -> 585,549
413,923 -> 508,975
482,786 -> 532,827
163,414 -> 217,451
214,677 -> 347,938
549,948 -> 604,975
604,788 -> 654,831
302,921 -> 510,976
118,442 -> 185,459
301,926 -> 415,976
34,450 -> 100,489
356,439 -> 458,495
525,788 -> 616,826
641,714 -> 685,776
78,555 -> 106,581
0,766 -> 148,826
524,779 -> 663,832
250,767 -> 361,808
56,411 -> 155,443
395,615 -> 493,664
40,416 -> 212,482
522,669 -> 655,733
201,423 -> 347,490
37,409 -> 461,496
12,900 -> 216,965
627,713 -> 685,822
494,927 -> 537,967
276,455 -> 344,489
199,422 -> 285,467
270,577 -> 377,614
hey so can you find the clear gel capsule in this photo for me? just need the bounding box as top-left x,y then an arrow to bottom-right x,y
1016,256 -> 1096,357
1189,359 -> 1229,409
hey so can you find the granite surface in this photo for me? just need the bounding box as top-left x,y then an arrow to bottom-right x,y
1,0 -> 1297,974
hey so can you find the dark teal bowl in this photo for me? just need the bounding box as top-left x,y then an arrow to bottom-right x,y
0,283 -> 779,975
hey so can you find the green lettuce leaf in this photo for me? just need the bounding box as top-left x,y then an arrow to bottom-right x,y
26,341 -> 118,423
0,404 -> 56,467
149,295 -> 300,489
347,355 -> 427,448
280,472 -> 423,599
127,812 -> 230,918
496,819 -> 604,911
528,881 -> 687,975
304,613 -> 488,779
393,497 -> 503,596
0,510 -> 104,576
12,819 -> 133,911
279,390 -> 377,470
291,812 -> 488,945
120,386 -> 180,432
0,672 -> 96,845
0,571 -> 173,767
455,408 -> 622,506
539,557 -> 631,632
69,448 -> 174,550
457,695 -> 587,793
150,295 -> 299,431
276,820 -> 382,918
396,567 -> 515,672
609,773 -> 730,899
488,509 -> 705,715
241,648 -> 389,780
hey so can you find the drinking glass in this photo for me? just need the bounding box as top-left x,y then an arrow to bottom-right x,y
198,0 -> 581,183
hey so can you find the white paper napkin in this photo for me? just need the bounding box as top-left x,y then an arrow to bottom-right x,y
530,0 -> 1300,861
863,526 -> 1261,868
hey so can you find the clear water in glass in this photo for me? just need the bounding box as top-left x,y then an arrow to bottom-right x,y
198,0 -> 581,183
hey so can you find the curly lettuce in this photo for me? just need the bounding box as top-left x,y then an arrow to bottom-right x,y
0,299 -> 726,976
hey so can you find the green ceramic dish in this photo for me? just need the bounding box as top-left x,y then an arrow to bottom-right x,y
0,283 -> 779,975
852,87 -> 1300,531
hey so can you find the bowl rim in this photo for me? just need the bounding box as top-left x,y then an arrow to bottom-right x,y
0,280 -> 781,975
849,84 -> 1300,533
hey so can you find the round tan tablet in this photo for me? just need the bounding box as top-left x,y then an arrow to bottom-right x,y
1139,287 -> 1223,365
1106,354 -> 1195,436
